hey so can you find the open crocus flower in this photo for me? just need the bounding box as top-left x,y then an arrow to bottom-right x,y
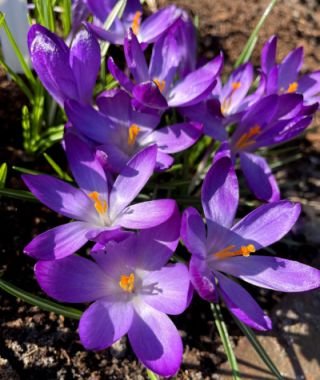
181,156 -> 320,331
28,24 -> 100,106
87,2 -> 182,46
65,89 -> 203,172
108,30 -> 223,111
23,133 -> 176,260
35,209 -> 191,377
261,35 -> 320,106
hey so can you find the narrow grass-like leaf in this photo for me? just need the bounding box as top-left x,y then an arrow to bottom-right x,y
0,163 -> 8,189
146,369 -> 158,380
12,166 -> 44,176
61,0 -> 72,37
0,188 -> 38,202
232,315 -> 284,380
43,152 -> 72,181
235,0 -> 277,67
0,278 -> 82,320
211,303 -> 240,380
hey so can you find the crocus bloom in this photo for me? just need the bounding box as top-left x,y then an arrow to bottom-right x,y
65,89 -> 203,172
35,210 -> 190,377
108,30 -> 223,111
226,93 -> 315,202
181,155 -> 320,330
87,2 -> 182,46
261,35 -> 320,106
23,133 -> 176,260
28,24 -> 100,106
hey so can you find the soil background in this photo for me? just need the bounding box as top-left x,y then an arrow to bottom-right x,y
1,0 -> 320,379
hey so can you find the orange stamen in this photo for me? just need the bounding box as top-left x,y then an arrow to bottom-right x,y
221,82 -> 242,114
128,124 -> 141,145
131,11 -> 142,35
153,78 -> 166,93
235,124 -> 261,150
88,191 -> 107,215
119,273 -> 135,293
215,244 -> 255,260
231,81 -> 241,91
287,82 -> 298,93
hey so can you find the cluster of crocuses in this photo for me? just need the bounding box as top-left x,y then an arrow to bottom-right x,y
23,1 -> 320,377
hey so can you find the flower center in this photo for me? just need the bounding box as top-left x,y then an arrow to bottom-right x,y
128,124 -> 141,146
88,191 -> 107,215
221,81 -> 241,114
119,273 -> 135,293
287,81 -> 298,93
214,244 -> 255,260
131,11 -> 142,35
153,78 -> 166,93
234,124 -> 261,150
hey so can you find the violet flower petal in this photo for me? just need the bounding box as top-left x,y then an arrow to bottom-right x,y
132,82 -> 168,110
124,30 -> 149,83
278,47 -> 303,90
107,57 -> 134,92
261,35 -> 277,75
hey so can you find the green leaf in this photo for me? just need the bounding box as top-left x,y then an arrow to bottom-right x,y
43,152 -> 72,181
0,188 -> 38,202
232,316 -> 284,380
12,166 -> 44,176
235,0 -> 277,67
0,278 -> 82,320
211,303 -> 240,380
146,369 -> 158,380
61,0 -> 72,37
0,163 -> 8,189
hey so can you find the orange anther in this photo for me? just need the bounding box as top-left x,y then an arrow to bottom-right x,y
119,273 -> 135,293
88,191 -> 107,215
131,11 -> 142,35
128,124 -> 141,146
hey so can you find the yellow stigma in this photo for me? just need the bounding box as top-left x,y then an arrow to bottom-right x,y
221,82 -> 242,114
131,11 -> 142,35
231,81 -> 241,91
215,244 -> 255,260
235,124 -> 261,150
287,82 -> 298,93
119,273 -> 135,293
153,78 -> 166,93
88,191 -> 107,215
128,124 -> 141,146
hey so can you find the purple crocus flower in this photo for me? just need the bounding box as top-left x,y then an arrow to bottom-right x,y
108,30 -> 223,111
35,210 -> 190,377
23,133 -> 176,260
65,89 -> 203,172
87,2 -> 182,46
181,155 -> 320,330
28,24 -> 100,106
261,35 -> 320,106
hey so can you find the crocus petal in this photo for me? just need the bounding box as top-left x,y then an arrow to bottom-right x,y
107,57 -> 134,92
297,71 -> 320,100
168,55 -> 223,107
35,255 -> 112,302
69,27 -> 100,103
144,122 -> 202,154
86,0 -> 110,22
181,207 -> 207,259
261,35 -> 277,75
155,151 -> 174,171
28,24 -> 77,106
117,199 -> 176,229
215,272 -> 272,331
240,152 -> 280,203
128,302 -> 183,377
231,200 -> 301,249
202,156 -> 239,229
79,300 -> 134,350
64,132 -> 108,199
109,145 -> 157,218
86,20 -> 126,45
22,174 -> 94,221
132,82 -> 168,110
99,142 -> 130,173
124,30 -> 149,83
215,256 -> 320,292
142,263 -> 190,315
189,256 -> 218,302
24,222 -> 98,260
278,47 -> 303,90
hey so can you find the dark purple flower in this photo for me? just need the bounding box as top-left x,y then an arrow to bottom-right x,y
181,156 -> 320,330
23,133 -> 176,260
35,210 -> 190,377
65,89 -> 203,172
28,24 -> 100,106
261,35 -> 320,106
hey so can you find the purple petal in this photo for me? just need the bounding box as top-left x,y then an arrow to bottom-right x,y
69,27 -> 100,103
142,263 -> 190,315
155,151 -> 174,171
168,55 -> 223,107
35,255 -> 112,302
216,272 -> 272,331
117,200 -> 176,229
124,30 -> 149,83
79,300 -> 134,350
215,256 -> 320,292
181,207 -> 207,259
240,152 -> 280,202
109,145 -> 157,217
107,57 -> 134,92
261,35 -> 277,75
128,303 -> 183,377
298,71 -> 320,102
86,0 -> 110,22
278,47 -> 303,90
132,81 -> 168,110
231,200 -> 301,249
99,143 -> 130,173
87,21 -> 126,45
24,222 -> 98,260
